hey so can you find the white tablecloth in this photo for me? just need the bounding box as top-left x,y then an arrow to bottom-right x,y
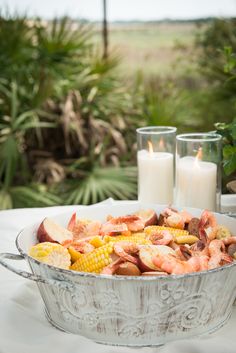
0,202 -> 236,353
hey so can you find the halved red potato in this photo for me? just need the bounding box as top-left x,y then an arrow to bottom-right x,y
134,209 -> 158,227
227,243 -> 236,257
115,262 -> 141,276
138,245 -> 175,272
37,218 -> 73,244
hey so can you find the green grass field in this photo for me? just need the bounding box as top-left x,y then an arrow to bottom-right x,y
92,21 -> 233,133
93,22 -> 199,76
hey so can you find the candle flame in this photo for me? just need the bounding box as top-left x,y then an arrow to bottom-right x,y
147,140 -> 153,154
196,147 -> 203,161
159,137 -> 164,151
194,147 -> 202,168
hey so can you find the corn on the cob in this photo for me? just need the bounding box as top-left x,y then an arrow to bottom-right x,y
175,235 -> 199,244
145,226 -> 189,240
89,236 -> 105,248
70,243 -> 114,273
68,246 -> 83,263
29,242 -> 71,269
214,225 -> 231,240
104,234 -> 151,245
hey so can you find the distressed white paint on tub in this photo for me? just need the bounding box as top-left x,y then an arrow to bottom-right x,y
1,203 -> 236,346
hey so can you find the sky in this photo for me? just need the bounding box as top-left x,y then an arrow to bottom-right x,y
0,0 -> 236,21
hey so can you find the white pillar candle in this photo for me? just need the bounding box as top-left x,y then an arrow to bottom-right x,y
138,150 -> 173,204
175,156 -> 217,210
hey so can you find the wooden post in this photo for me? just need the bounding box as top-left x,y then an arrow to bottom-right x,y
102,0 -> 108,59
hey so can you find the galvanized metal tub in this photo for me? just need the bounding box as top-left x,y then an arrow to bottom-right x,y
0,203 -> 236,346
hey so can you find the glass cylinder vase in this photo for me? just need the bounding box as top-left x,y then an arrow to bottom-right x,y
175,133 -> 222,211
136,126 -> 176,204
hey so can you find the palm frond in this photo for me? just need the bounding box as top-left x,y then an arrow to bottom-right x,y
0,189 -> 13,210
10,185 -> 62,208
0,136 -> 19,187
62,166 -> 137,205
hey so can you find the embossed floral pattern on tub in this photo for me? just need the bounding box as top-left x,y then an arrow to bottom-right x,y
97,290 -> 120,308
159,283 -> 186,305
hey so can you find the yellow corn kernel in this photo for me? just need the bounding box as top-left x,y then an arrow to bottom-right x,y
215,225 -> 232,240
132,232 -> 146,237
121,230 -> 132,236
145,226 -> 189,240
70,243 -> 114,273
29,242 -> 71,269
104,234 -> 151,245
89,236 -> 105,248
175,235 -> 199,245
68,246 -> 83,263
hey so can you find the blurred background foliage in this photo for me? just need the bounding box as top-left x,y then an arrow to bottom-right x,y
0,13 -> 235,209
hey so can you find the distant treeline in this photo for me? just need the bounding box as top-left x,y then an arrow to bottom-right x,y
89,17 -> 236,25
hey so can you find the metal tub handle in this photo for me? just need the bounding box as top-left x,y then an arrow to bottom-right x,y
0,252 -> 74,291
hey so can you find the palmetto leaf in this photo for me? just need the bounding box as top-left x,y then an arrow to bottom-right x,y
0,183 -> 62,210
10,185 -> 62,208
0,15 -> 141,210
0,81 -> 56,187
0,136 -> 19,187
63,166 -> 137,205
0,189 -> 13,210
35,17 -> 92,85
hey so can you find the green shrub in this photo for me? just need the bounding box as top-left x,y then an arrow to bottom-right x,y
0,15 -> 139,209
214,47 -> 236,189
194,19 -> 236,126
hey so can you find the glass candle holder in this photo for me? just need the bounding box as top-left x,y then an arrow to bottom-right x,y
175,133 -> 222,211
136,126 -> 177,204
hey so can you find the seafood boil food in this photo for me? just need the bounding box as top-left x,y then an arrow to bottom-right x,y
29,207 -> 236,276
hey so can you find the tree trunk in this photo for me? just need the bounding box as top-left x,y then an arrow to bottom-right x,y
102,0 -> 108,59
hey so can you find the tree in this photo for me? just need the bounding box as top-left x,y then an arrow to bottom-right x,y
102,0 -> 108,59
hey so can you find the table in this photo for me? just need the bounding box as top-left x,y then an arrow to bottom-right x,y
0,201 -> 236,353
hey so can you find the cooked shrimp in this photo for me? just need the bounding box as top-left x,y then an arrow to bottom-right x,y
175,245 -> 192,260
190,240 -> 210,258
180,210 -> 193,223
199,210 -> 217,229
152,254 -> 201,274
198,210 -> 217,244
72,220 -> 102,240
100,215 -> 144,235
191,242 -> 210,258
100,222 -> 128,236
109,215 -> 145,232
101,258 -> 123,275
113,241 -> 140,265
208,239 -> 225,269
177,240 -> 209,261
162,208 -> 185,229
169,240 -> 180,251
62,240 -> 94,254
198,255 -> 209,271
199,210 -> 217,235
222,237 -> 236,246
149,230 -> 173,246
221,252 -> 234,265
190,240 -> 206,252
198,228 -> 208,244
